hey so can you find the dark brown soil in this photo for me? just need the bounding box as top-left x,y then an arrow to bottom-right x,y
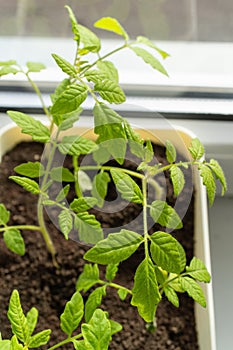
0,141 -> 198,349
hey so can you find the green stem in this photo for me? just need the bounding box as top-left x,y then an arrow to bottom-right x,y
81,43 -> 127,75
73,156 -> 83,198
142,177 -> 149,258
48,333 -> 82,350
0,225 -> 41,233
25,71 -> 51,120
37,131 -> 61,266
79,165 -> 144,180
97,279 -> 132,295
155,161 -> 200,176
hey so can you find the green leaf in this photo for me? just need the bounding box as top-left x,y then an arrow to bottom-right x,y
209,159 -> 227,195
92,171 -> 111,207
3,229 -> 25,256
78,24 -> 101,53
0,60 -> 17,66
76,264 -> 100,293
65,5 -> 80,42
84,286 -> 107,322
28,329 -> 51,348
167,273 -> 184,293
84,229 -> 143,265
50,167 -> 75,182
93,103 -> 127,161
7,290 -> 29,343
58,135 -> 98,157
130,46 -> 168,76
26,307 -> 38,337
110,169 -> 143,204
94,79 -> 126,104
179,276 -> 206,307
117,288 -> 128,301
94,17 -> 129,40
60,291 -> 84,337
10,336 -> 23,350
73,340 -> 86,350
78,171 -> 93,192
186,257 -> 211,283
55,184 -> 70,202
70,197 -> 98,212
26,62 -> 46,73
58,209 -> 73,239
0,339 -> 11,350
51,78 -> 70,105
9,176 -> 40,195
150,200 -> 183,229
7,111 -> 50,143
81,309 -> 111,350
136,36 -> 170,59
0,204 -> 10,226
52,53 -> 77,77
198,164 -> 216,206
74,212 -> 103,244
165,140 -> 176,163
131,258 -> 161,322
163,285 -> 179,307
0,66 -> 19,76
50,84 -> 88,116
109,319 -> 122,335
105,264 -> 119,282
58,107 -> 82,131
14,162 -> 44,178
150,231 -> 182,274
97,61 -> 119,83
170,166 -> 185,196
188,138 -> 205,160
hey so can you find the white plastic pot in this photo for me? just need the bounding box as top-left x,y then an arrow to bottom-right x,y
0,123 -> 216,350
